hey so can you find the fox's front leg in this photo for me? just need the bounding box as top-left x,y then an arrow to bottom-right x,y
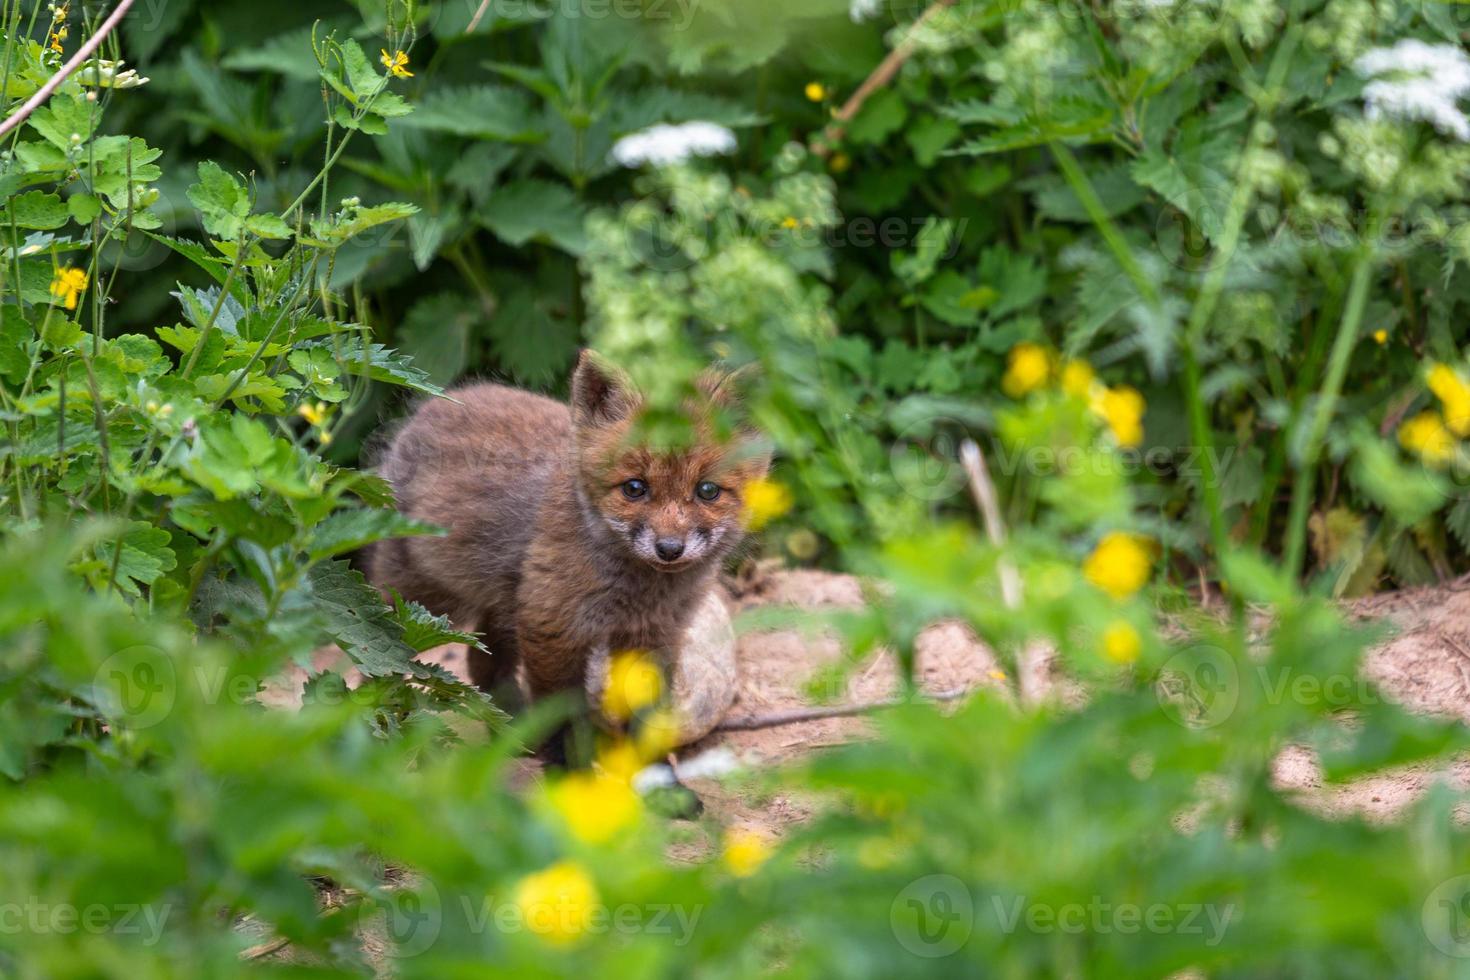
516,609 -> 597,766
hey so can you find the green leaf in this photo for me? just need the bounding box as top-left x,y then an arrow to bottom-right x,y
301,560 -> 428,678
846,89 -> 908,145
392,595 -> 485,654
92,521 -> 178,598
305,508 -> 441,563
1349,430 -> 1446,526
0,305 -> 29,383
186,161 -> 250,241
5,191 -> 69,230
397,292 -> 477,387
479,179 -> 586,255
397,85 -> 541,141
67,193 -> 101,225
302,337 -> 443,396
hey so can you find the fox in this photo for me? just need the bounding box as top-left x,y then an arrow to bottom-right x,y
366,350 -> 768,752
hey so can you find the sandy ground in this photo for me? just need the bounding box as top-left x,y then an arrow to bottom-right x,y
334,566 -> 1470,837
247,567 -> 1470,966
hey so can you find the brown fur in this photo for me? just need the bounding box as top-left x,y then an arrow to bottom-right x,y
366,351 -> 768,710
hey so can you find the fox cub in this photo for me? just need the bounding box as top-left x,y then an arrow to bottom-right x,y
368,351 -> 767,718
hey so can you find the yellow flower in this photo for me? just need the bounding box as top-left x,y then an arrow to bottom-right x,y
548,771 -> 641,843
781,216 -> 800,230
1428,363 -> 1470,437
1059,359 -> 1095,399
512,861 -> 598,946
742,478 -> 793,530
380,49 -> 413,79
1001,342 -> 1050,398
297,401 -> 329,427
1399,411 -> 1456,466
722,828 -> 773,877
1083,532 -> 1152,600
1092,385 -> 1145,448
805,81 -> 827,102
1101,620 -> 1141,665
48,266 -> 87,310
1373,329 -> 1388,345
828,152 -> 851,174
595,738 -> 645,785
635,707 -> 682,759
603,649 -> 662,722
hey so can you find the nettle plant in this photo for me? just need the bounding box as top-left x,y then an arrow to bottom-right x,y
0,8 -> 505,763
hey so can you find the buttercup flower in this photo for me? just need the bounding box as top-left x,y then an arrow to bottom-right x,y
1427,363 -> 1470,437
1060,359 -> 1095,399
1102,620 -> 1141,665
548,771 -> 641,843
805,82 -> 827,102
636,706 -> 682,759
603,649 -> 662,722
1373,329 -> 1388,345
742,478 -> 792,530
380,49 -> 413,79
1093,385 -> 1145,448
513,861 -> 599,946
49,266 -> 87,311
1399,410 -> 1456,465
722,828 -> 773,877
1002,342 -> 1050,397
1083,532 -> 1152,600
610,121 -> 737,168
596,738 -> 646,784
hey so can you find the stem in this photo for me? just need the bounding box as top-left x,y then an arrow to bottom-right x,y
1048,140 -> 1158,306
180,244 -> 246,379
0,0 -> 137,140
1282,245 -> 1375,578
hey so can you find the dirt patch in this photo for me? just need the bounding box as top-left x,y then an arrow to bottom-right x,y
270,568 -> 1470,838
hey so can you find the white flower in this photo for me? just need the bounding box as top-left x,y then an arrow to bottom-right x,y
610,121 -> 737,168
1354,39 -> 1470,141
850,0 -> 882,22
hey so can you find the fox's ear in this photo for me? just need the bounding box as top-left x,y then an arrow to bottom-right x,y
571,349 -> 635,426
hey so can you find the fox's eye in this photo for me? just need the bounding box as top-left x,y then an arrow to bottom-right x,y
621,479 -> 649,500
695,481 -> 721,502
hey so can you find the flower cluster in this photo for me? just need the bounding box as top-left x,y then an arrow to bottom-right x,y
1355,40 -> 1470,142
1400,362 -> 1470,466
610,122 -> 738,169
1002,343 -> 1146,448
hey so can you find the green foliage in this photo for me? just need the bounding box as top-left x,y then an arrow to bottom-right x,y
4,0 -> 1470,976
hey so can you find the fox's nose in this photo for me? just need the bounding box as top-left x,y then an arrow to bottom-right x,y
654,538 -> 685,562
